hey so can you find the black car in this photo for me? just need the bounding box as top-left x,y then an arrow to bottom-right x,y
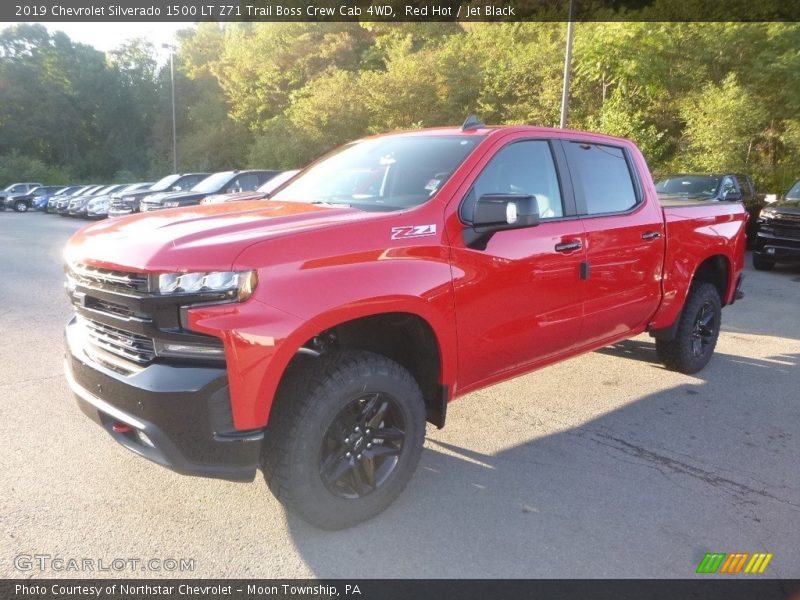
655,173 -> 759,243
108,172 -> 210,217
2,185 -> 65,212
139,170 -> 280,212
752,179 -> 800,271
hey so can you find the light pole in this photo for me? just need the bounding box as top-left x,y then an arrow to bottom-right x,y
559,0 -> 575,129
162,43 -> 178,172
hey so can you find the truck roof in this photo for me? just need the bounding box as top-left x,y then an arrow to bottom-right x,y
367,124 -> 634,147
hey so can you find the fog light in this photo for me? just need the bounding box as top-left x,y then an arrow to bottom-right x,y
154,340 -> 226,359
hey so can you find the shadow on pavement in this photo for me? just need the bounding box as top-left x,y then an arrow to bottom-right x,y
282,341 -> 800,578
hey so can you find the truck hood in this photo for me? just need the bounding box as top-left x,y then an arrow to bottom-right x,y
143,190 -> 208,205
66,200 -> 371,272
766,198 -> 800,214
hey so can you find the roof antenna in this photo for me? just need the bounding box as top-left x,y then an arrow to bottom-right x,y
461,115 -> 485,131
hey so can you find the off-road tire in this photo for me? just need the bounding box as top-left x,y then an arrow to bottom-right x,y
261,350 -> 426,530
656,282 -> 722,374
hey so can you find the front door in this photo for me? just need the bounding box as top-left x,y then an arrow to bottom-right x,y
448,137 -> 587,389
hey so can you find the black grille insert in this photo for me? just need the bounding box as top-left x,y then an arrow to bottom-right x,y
81,317 -> 156,365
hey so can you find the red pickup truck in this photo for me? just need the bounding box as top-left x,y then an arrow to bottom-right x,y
64,123 -> 746,529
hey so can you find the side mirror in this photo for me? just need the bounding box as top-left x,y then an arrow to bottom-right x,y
465,193 -> 540,249
722,189 -> 742,202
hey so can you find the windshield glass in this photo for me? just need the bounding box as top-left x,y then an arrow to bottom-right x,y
786,180 -> 800,199
258,170 -> 299,194
271,135 -> 484,211
655,175 -> 720,197
149,174 -> 182,192
191,171 -> 234,193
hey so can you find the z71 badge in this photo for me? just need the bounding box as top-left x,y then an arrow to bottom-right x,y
391,224 -> 437,240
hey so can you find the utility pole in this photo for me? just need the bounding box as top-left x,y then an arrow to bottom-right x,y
559,0 -> 575,129
162,43 -> 178,172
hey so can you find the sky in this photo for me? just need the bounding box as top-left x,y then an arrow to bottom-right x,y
4,22 -> 191,56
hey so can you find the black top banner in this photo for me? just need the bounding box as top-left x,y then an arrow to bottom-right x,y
5,0 -> 800,22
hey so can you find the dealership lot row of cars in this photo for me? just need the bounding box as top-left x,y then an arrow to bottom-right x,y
1,168 -> 799,271
0,168 -> 300,218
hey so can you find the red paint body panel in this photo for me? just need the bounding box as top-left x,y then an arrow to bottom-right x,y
65,126 -> 746,431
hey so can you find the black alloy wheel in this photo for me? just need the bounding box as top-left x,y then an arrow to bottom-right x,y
320,392 -> 406,499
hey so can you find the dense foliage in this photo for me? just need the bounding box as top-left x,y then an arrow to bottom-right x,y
1,22 -> 798,191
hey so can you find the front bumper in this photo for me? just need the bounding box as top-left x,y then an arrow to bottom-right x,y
754,230 -> 800,262
65,317 -> 263,481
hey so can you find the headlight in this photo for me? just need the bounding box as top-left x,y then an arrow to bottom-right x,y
157,270 -> 257,301
759,208 -> 776,220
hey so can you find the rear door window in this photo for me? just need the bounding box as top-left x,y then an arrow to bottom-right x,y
564,142 -> 638,215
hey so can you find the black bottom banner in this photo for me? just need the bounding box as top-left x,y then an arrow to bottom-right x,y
3,579 -> 800,600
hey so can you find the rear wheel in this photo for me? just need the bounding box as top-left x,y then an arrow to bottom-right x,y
14,201 -> 28,212
262,350 -> 426,530
752,254 -> 775,271
656,282 -> 722,374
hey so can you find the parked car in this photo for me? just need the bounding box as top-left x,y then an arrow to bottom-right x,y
56,185 -> 105,215
86,182 -> 153,219
48,186 -> 95,214
655,173 -> 759,245
140,170 -> 279,212
200,170 -> 300,205
69,184 -> 130,217
34,185 -> 82,211
3,185 -> 65,212
63,123 -> 746,530
109,173 -> 210,217
751,178 -> 800,270
0,182 -> 43,206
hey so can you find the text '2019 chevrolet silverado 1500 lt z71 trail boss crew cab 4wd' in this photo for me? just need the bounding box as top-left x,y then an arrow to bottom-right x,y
63,121 -> 746,529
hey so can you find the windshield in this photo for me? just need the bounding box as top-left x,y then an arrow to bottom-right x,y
91,185 -> 116,195
191,171 -> 234,193
271,135 -> 484,211
258,170 -> 299,194
149,174 -> 182,192
787,180 -> 800,199
655,176 -> 720,197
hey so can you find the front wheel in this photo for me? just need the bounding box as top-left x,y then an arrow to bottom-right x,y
656,282 -> 722,374
262,350 -> 427,530
14,201 -> 28,212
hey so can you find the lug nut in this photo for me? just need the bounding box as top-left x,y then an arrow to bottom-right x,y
356,454 -> 362,460
345,452 -> 351,458
354,427 -> 361,433
365,429 -> 371,434
366,443 -> 372,449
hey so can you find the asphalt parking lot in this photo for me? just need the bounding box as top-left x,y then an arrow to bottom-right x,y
1,212 -> 798,579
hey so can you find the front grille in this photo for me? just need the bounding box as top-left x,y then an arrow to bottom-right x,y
81,317 -> 156,365
772,227 -> 800,240
85,296 -> 137,318
110,197 -> 134,210
67,263 -> 150,294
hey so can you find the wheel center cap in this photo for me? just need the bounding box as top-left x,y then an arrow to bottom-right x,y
353,435 -> 365,450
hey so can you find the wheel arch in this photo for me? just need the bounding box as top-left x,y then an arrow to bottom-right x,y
262,302 -> 455,429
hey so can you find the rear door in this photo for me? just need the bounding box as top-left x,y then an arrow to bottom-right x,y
560,140 -> 664,347
449,136 -> 587,387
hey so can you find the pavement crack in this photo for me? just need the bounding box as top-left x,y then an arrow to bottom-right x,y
587,431 -> 800,510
